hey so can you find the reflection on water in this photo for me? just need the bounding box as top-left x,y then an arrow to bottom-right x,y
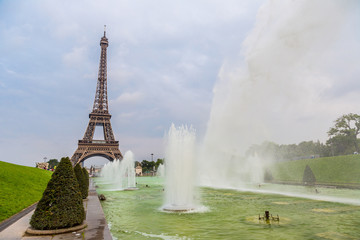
95,177 -> 360,240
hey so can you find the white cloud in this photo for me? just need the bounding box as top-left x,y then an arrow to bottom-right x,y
0,0 -> 288,167
112,91 -> 143,105
62,46 -> 89,67
118,135 -> 164,161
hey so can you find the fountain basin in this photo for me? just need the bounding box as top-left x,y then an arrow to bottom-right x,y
94,177 -> 360,239
162,205 -> 195,213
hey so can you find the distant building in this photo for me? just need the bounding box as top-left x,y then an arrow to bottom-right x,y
36,162 -> 49,170
135,164 -> 142,176
88,165 -> 102,177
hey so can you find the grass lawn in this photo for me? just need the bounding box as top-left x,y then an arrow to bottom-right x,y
0,161 -> 52,222
270,154 -> 360,186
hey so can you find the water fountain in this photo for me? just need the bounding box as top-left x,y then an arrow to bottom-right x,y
156,164 -> 165,177
92,1 -> 359,238
162,124 -> 197,212
119,151 -> 138,190
198,0 -> 351,191
99,150 -> 137,190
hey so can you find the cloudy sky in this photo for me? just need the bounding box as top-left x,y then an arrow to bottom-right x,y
0,0 -> 359,167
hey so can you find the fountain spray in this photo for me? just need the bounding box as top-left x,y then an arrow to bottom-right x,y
163,124 -> 196,212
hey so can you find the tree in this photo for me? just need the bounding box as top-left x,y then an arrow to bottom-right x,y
82,167 -> 89,198
328,113 -> 360,155
74,164 -> 87,199
30,157 -> 85,230
302,165 -> 316,185
245,140 -> 329,161
155,158 -> 164,170
141,160 -> 156,173
326,135 -> 355,156
47,159 -> 59,169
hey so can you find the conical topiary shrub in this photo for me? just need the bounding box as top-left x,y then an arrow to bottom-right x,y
82,167 -> 89,198
30,157 -> 85,230
74,164 -> 87,199
302,164 -> 316,186
263,169 -> 273,182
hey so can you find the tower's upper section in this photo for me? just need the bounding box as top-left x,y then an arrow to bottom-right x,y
92,27 -> 109,115
100,28 -> 108,47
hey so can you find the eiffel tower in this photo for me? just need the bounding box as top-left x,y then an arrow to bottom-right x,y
71,28 -> 123,165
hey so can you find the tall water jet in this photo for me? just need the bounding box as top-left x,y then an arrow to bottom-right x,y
156,164 -> 165,177
99,150 -> 137,190
163,124 -> 196,212
119,151 -> 137,190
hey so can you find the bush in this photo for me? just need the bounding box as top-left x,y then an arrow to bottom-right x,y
302,164 -> 316,185
30,157 -> 85,230
264,169 -> 273,182
82,167 -> 89,198
74,164 -> 87,199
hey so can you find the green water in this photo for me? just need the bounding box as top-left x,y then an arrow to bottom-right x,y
95,177 -> 360,240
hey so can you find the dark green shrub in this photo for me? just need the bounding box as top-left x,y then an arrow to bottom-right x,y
264,169 -> 273,182
74,164 -> 87,199
303,164 -> 316,185
82,167 -> 89,198
30,157 -> 85,230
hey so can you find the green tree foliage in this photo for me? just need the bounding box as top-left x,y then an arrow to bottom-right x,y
302,164 -> 316,185
47,159 -> 59,169
327,113 -> 360,156
246,140 -> 329,162
30,157 -> 85,230
326,135 -> 356,156
155,158 -> 164,170
141,159 -> 165,173
141,160 -> 155,173
245,113 -> 360,160
140,158 -> 165,173
82,167 -> 89,198
74,164 -> 87,199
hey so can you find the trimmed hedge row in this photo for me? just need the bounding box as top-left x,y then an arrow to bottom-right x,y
74,164 -> 88,199
82,167 -> 89,197
30,157 -> 85,230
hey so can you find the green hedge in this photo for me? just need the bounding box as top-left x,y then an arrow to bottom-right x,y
82,167 -> 89,198
74,164 -> 87,199
30,157 -> 85,230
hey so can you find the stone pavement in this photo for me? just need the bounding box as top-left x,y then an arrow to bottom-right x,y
0,181 -> 112,240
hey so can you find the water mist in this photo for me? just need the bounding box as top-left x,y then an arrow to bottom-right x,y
199,0 -> 352,188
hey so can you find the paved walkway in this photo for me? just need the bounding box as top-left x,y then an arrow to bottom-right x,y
0,181 -> 112,240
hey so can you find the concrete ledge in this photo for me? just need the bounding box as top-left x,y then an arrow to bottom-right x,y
0,202 -> 38,232
25,222 -> 87,235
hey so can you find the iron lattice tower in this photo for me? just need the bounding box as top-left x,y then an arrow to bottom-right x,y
71,29 -> 123,165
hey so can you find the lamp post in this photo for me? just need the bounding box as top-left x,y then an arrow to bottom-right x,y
151,153 -> 154,176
